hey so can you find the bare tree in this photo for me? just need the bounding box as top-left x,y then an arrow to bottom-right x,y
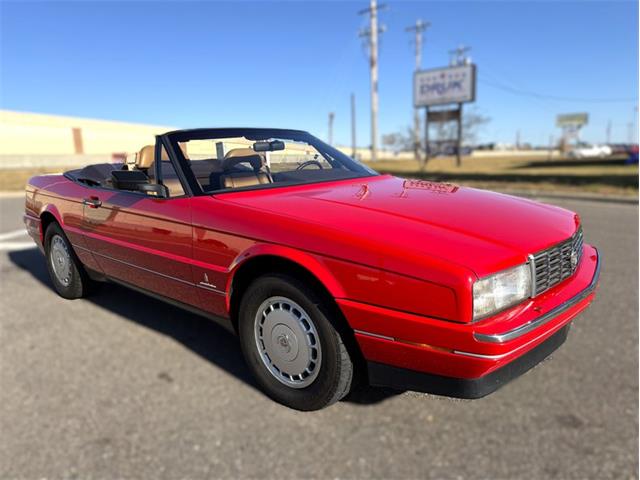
382,127 -> 414,154
432,108 -> 491,145
382,108 -> 490,165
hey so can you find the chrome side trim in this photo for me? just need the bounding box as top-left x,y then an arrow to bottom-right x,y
356,328 -> 512,360
452,349 -> 511,360
196,282 -> 226,295
474,248 -> 600,344
74,244 -> 226,296
353,329 -> 395,342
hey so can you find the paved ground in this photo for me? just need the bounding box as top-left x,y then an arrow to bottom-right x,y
0,194 -> 637,479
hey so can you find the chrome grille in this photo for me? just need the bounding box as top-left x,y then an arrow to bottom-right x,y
532,227 -> 583,296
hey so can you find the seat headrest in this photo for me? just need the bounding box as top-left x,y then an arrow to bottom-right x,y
222,148 -> 264,172
224,148 -> 257,159
136,145 -> 157,169
136,144 -> 175,170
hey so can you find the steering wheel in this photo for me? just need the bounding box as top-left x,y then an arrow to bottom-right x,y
296,160 -> 324,171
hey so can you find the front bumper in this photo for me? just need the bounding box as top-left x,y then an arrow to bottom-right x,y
367,324 -> 571,398
339,245 -> 600,396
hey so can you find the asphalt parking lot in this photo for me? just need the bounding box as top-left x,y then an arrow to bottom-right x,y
0,193 -> 637,479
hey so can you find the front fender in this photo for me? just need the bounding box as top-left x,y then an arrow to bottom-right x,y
226,243 -> 347,311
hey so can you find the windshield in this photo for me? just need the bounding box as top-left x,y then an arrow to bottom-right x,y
165,129 -> 377,194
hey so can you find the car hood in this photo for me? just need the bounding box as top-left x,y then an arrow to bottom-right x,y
219,175 -> 580,278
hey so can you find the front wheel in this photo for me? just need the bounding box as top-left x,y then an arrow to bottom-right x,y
238,274 -> 354,411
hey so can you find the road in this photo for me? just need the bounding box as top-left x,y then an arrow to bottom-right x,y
0,194 -> 637,479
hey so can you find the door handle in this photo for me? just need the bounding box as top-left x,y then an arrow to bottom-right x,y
82,196 -> 102,208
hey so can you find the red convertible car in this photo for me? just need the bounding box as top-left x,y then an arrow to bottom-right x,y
24,128 -> 600,410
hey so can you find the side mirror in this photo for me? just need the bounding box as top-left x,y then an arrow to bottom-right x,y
139,183 -> 170,198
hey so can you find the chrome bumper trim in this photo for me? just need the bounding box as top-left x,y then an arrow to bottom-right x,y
474,248 -> 600,344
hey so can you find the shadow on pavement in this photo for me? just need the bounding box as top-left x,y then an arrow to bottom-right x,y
8,247 -> 401,407
514,157 -> 631,169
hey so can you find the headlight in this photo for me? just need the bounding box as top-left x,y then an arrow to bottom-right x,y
473,263 -> 532,320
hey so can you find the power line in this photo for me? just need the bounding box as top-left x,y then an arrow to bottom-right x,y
479,77 -> 637,103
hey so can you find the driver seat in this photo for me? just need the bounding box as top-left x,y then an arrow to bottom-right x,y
220,148 -> 271,189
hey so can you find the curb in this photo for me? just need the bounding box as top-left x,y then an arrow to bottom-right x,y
0,191 -> 25,199
495,189 -> 638,205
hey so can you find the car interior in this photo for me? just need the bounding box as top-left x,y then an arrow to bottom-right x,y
67,142 -> 279,196
65,134 -> 368,198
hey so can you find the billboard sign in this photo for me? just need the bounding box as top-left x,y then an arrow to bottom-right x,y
414,64 -> 476,107
556,113 -> 589,127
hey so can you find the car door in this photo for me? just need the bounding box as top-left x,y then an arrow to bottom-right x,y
80,142 -> 198,305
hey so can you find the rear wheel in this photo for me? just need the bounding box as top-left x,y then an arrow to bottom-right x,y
44,222 -> 94,299
238,274 -> 354,411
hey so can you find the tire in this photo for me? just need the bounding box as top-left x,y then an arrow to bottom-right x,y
238,274 -> 354,411
44,222 -> 94,299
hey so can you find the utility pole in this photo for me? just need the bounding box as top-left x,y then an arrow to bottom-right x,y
448,45 -> 471,66
359,0 -> 386,162
405,19 -> 430,166
447,44 -> 471,167
516,130 -> 521,149
328,112 -> 335,145
351,93 -> 357,158
606,120 -> 611,144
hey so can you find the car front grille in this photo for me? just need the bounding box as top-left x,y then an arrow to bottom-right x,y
531,227 -> 584,296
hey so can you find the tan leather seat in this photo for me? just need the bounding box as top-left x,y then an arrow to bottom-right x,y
223,172 -> 271,189
135,145 -> 184,196
136,144 -> 169,169
220,148 -> 271,189
161,178 -> 185,197
224,147 -> 261,160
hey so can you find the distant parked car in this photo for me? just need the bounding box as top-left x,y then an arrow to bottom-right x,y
609,143 -> 630,155
626,144 -> 639,164
567,144 -> 612,159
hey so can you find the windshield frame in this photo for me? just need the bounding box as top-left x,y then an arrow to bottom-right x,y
162,128 -> 378,196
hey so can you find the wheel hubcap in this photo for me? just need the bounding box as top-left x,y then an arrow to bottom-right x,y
254,296 -> 322,388
49,235 -> 72,286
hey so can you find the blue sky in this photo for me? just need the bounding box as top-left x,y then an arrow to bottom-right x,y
1,0 -> 638,146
